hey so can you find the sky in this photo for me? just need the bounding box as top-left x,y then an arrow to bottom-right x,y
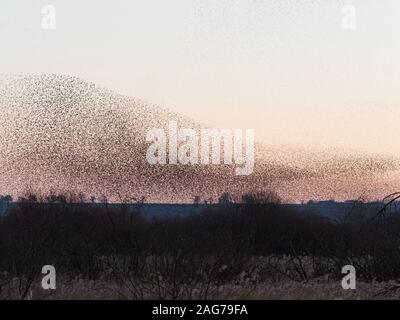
1,0 -> 400,156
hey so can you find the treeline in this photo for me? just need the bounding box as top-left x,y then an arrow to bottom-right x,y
0,191 -> 400,299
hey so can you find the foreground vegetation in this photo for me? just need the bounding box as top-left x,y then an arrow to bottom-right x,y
1,191 -> 400,299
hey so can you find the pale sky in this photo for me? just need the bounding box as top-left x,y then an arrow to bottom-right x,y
1,0 -> 400,156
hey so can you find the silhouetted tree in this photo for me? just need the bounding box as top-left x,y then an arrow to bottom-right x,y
242,190 -> 281,204
218,192 -> 233,204
0,195 -> 12,203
